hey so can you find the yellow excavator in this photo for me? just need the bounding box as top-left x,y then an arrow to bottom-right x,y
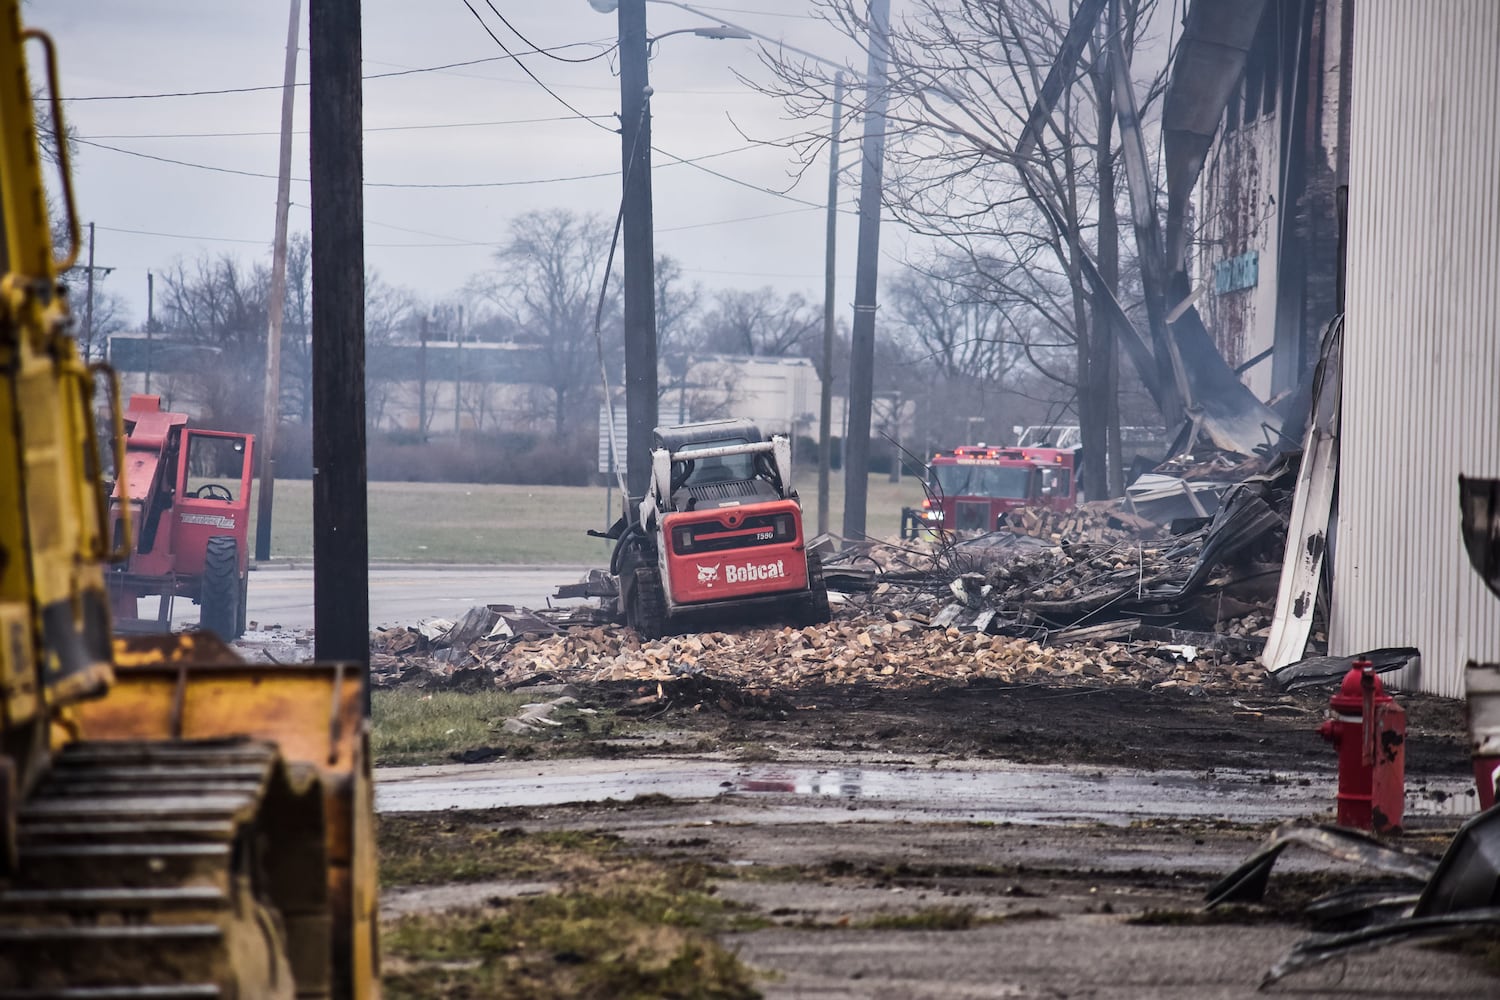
0,4 -> 378,996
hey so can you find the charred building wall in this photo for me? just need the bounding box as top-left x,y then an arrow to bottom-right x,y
1194,0 -> 1351,399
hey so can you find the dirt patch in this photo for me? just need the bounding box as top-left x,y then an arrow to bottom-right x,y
377,804 -> 1499,998
577,676 -> 1470,777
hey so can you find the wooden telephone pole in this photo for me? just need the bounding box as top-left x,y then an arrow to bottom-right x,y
255,0 -> 301,563
309,0 -> 369,707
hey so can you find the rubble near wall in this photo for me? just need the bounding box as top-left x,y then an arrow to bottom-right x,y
373,611 -> 1264,694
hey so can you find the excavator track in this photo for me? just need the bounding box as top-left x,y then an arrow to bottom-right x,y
0,739 -> 325,999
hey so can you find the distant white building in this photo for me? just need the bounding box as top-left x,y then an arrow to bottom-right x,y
662,353 -> 821,440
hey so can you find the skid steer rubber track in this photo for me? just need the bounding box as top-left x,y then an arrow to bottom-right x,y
632,567 -> 668,640
797,552 -> 832,626
0,739 -> 328,999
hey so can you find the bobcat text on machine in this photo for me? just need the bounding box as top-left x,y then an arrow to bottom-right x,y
107,393 -> 255,641
0,7 -> 378,995
604,419 -> 830,638
902,444 -> 1077,538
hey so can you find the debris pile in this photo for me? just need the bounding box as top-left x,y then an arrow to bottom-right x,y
373,606 -> 1263,695
371,452 -> 1309,698
835,456 -> 1298,656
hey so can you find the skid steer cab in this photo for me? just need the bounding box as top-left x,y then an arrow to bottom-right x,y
106,394 -> 254,640
606,419 -> 831,638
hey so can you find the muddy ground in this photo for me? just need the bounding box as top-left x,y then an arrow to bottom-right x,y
377,672 -> 1496,998
508,674 -> 1473,777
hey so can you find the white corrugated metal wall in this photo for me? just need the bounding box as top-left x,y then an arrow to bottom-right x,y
1331,1 -> 1500,697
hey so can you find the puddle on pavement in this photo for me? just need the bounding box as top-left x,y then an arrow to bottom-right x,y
376,759 -> 1484,824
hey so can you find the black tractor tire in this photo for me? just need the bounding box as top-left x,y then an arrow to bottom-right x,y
200,535 -> 243,642
236,569 -> 249,637
797,552 -> 832,626
629,566 -> 668,641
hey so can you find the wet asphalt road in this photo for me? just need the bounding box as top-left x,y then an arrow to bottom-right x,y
145,564 -> 596,631
374,756 -> 1481,826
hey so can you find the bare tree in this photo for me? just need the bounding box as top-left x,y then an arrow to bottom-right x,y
654,254 -> 702,357
886,253 -> 1034,447
159,256 -> 270,432
361,272 -> 413,432
699,287 -> 821,358
470,209 -> 620,436
761,0 -> 1169,496
281,233 -> 313,423
159,240 -> 412,435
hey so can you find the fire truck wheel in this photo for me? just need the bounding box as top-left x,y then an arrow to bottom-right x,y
630,567 -> 667,640
200,535 -> 242,642
798,552 -> 832,625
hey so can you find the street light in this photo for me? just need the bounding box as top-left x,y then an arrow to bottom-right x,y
651,25 -> 751,44
588,0 -> 749,506
639,0 -> 890,544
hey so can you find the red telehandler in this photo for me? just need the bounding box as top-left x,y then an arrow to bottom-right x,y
106,393 -> 255,640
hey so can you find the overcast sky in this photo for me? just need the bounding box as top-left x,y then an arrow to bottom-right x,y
43,1 -> 896,330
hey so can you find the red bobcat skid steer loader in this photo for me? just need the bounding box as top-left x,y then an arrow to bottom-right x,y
607,419 -> 831,638
106,394 -> 254,640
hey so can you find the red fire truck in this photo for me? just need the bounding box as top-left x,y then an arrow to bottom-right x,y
902,444 -> 1076,537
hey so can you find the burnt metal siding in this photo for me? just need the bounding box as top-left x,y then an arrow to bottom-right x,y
1198,112 -> 1281,397
1332,1 -> 1500,698
1193,0 -> 1350,400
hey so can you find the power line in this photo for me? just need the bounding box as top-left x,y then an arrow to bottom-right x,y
657,205 -> 819,232
677,3 -> 819,19
680,265 -> 840,279
63,45 -> 613,102
95,224 -> 268,246
83,114 -> 612,141
76,135 -> 764,189
654,144 -> 823,209
94,221 -> 495,250
478,2 -> 610,63
77,139 -> 279,181
457,0 -> 615,134
94,201 -> 834,254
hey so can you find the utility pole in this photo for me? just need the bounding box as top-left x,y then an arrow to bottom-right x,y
74,224 -> 114,363
454,304 -> 463,435
309,0 -> 369,714
817,74 -> 844,538
841,0 -> 891,544
83,222 -> 95,356
255,0 -> 301,563
145,270 -> 154,393
417,314 -> 428,437
888,391 -> 902,483
618,0 -> 658,502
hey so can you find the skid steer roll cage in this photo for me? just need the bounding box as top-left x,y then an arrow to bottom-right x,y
641,435 -> 794,524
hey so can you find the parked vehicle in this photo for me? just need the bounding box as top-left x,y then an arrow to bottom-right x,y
106,394 -> 254,640
902,444 -> 1076,538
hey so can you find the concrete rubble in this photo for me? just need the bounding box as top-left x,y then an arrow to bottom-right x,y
371,450 -> 1314,698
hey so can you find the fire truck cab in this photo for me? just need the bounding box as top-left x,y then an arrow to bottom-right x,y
903,444 -> 1076,537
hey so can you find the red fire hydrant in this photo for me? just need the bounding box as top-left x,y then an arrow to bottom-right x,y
1316,660 -> 1406,833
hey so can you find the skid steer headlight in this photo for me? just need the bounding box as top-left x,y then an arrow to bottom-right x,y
672,525 -> 694,551
772,513 -> 796,540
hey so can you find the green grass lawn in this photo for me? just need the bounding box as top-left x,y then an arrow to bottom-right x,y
250,470 -> 923,564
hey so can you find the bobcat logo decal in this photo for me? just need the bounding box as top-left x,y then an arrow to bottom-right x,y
697,563 -> 720,587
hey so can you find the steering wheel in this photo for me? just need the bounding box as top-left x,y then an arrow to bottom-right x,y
192,483 -> 233,501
